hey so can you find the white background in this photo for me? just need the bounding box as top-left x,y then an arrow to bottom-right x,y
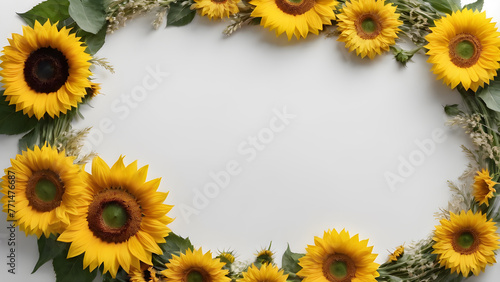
1,0 -> 500,281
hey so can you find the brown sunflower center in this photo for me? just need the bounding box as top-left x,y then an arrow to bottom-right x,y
26,170 -> 65,212
87,189 -> 142,243
143,269 -> 152,281
355,14 -> 382,39
452,230 -> 480,254
24,47 -> 69,93
323,254 -> 356,282
448,33 -> 482,68
275,0 -> 315,16
184,269 -> 211,282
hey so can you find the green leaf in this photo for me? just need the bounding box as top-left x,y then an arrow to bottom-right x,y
282,244 -> 304,275
0,91 -> 39,135
18,0 -> 70,27
153,232 -> 193,268
464,0 -> 483,11
32,234 -> 68,273
18,129 -> 39,152
77,23 -> 108,55
444,104 -> 461,116
68,0 -> 106,34
102,268 -> 129,282
423,0 -> 461,14
478,78 -> 500,112
53,251 -> 97,282
167,1 -> 196,27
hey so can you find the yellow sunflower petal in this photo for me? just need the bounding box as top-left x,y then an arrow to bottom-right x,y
297,229 -> 379,281
472,169 -> 497,206
162,248 -> 230,282
192,0 -> 240,20
250,0 -> 338,40
239,263 -> 288,282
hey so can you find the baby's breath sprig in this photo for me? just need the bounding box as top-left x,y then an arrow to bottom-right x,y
106,0 -> 174,33
224,0 -> 259,36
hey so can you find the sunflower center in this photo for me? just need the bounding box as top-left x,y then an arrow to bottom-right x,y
87,189 -> 143,243
457,232 -> 475,249
323,254 -> 356,282
187,271 -> 204,282
275,0 -> 315,16
452,230 -> 480,254
448,33 -> 482,68
102,203 -> 128,228
329,261 -> 348,279
143,269 -> 152,281
35,179 -> 57,202
361,19 -> 377,34
355,14 -> 381,39
456,41 -> 475,60
26,170 -> 65,212
24,47 -> 69,93
184,269 -> 210,282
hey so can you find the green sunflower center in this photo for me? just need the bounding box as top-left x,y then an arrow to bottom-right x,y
35,179 -> 57,202
455,40 -> 475,60
322,254 -> 356,282
361,18 -> 377,34
452,229 -> 480,255
355,14 -> 381,39
449,33 -> 482,68
186,271 -> 204,282
457,232 -> 475,249
24,47 -> 69,94
27,170 -> 65,212
329,261 -> 348,279
287,0 -> 303,4
87,189 -> 143,243
102,203 -> 128,228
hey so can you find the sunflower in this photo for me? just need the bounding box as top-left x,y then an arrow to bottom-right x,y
0,144 -> 85,237
297,229 -> 379,282
239,263 -> 288,282
387,245 -> 404,262
473,169 -> 497,206
336,0 -> 402,59
425,9 -> 500,92
217,251 -> 236,265
57,156 -> 174,278
432,210 -> 500,276
255,249 -> 274,264
250,0 -> 338,40
86,81 -> 101,99
162,248 -> 230,282
129,263 -> 162,282
191,0 -> 240,20
0,21 -> 92,120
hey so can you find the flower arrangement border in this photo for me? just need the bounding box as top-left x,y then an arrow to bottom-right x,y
1,0 -> 500,282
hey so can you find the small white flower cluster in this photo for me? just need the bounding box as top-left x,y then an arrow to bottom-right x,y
447,113 -> 500,165
384,0 -> 442,46
400,238 -> 443,281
